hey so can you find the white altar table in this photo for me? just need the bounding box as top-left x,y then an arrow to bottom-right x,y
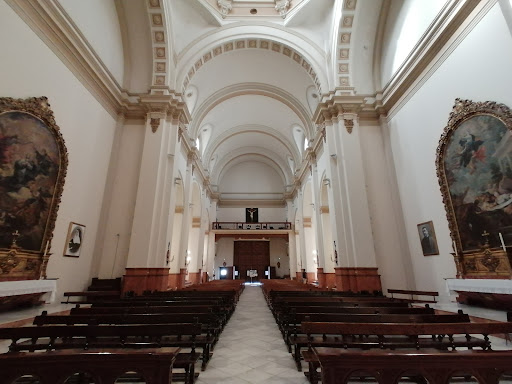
446,278 -> 512,295
0,279 -> 57,303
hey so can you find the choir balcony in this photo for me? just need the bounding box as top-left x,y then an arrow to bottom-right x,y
211,222 -> 292,230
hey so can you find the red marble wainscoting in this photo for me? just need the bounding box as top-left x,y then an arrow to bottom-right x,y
187,272 -> 201,285
122,268 -> 170,295
335,267 -> 381,293
325,273 -> 336,290
317,268 -> 326,288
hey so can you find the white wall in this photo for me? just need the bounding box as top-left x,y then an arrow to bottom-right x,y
213,238 -> 290,278
58,0 -> 125,86
219,161 -> 284,194
387,4 -> 512,299
0,2 -> 117,297
380,0 -> 447,89
269,238 -> 289,278
359,123 -> 412,291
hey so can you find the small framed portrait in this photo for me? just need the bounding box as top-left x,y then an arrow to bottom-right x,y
417,221 -> 439,256
64,222 -> 85,257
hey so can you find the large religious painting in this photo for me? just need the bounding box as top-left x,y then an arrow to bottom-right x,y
0,97 -> 67,280
437,99 -> 512,278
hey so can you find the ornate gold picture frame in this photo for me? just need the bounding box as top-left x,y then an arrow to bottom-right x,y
0,97 -> 68,280
436,99 -> 512,278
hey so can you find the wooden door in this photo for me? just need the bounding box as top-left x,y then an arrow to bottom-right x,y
234,241 -> 270,282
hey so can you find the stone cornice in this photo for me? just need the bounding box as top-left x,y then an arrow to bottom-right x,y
139,94 -> 191,123
312,94 -> 382,125
381,0 -> 487,119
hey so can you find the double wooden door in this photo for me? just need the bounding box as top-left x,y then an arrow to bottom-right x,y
234,241 -> 270,282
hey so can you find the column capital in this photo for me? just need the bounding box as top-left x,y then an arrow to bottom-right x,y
313,94 -> 383,125
139,93 -> 191,124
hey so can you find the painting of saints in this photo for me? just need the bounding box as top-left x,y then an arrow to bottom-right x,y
0,111 -> 60,251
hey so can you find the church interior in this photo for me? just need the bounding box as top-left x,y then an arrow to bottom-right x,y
2,0 -> 512,383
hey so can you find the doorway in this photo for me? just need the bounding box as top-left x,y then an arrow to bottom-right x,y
234,241 -> 270,282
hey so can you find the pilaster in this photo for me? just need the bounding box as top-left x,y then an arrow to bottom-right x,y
124,95 -> 189,289
314,96 -> 378,269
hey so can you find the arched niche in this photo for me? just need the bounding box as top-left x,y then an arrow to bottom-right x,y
0,97 -> 68,281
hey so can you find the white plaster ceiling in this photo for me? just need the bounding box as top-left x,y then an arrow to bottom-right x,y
164,0 -> 334,203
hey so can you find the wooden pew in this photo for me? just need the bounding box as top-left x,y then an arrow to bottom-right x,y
287,313 -> 471,369
283,312 -> 469,353
62,277 -> 121,304
62,290 -> 121,303
387,289 -> 439,303
71,304 -> 216,314
34,311 -> 223,347
275,306 -> 436,333
313,347 -> 512,384
298,321 -> 512,382
0,347 -> 179,384
0,323 -> 205,383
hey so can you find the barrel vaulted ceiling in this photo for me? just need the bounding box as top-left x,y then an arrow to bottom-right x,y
118,0 -> 376,204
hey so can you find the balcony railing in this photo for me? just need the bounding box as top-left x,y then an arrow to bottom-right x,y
212,222 -> 292,230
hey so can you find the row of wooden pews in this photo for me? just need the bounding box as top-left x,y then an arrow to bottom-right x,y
262,279 -> 512,384
0,280 -> 244,384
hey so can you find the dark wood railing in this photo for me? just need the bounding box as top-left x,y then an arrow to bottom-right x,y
212,222 -> 291,230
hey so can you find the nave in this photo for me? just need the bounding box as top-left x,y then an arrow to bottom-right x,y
195,285 -> 308,384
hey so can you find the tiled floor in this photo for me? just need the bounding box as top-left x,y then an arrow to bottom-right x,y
196,285 -> 308,384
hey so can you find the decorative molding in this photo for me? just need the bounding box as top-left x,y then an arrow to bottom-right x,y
217,0 -> 232,18
344,118 -> 354,134
382,0 -> 488,119
312,94 -> 381,125
146,0 -> 170,92
182,39 -> 321,94
139,94 -> 191,123
275,0 -> 290,18
335,0 -> 358,89
150,117 -> 161,133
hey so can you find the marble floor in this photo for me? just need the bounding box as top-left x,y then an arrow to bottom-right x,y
196,284 -> 309,384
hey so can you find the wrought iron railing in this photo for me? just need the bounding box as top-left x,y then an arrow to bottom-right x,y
212,222 -> 292,230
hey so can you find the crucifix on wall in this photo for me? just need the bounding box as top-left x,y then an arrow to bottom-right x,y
246,208 -> 258,223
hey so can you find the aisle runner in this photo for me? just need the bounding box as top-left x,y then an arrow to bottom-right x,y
197,285 -> 308,384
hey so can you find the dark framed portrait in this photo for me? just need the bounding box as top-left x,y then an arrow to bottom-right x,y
64,222 -> 85,257
417,221 -> 439,256
246,208 -> 258,223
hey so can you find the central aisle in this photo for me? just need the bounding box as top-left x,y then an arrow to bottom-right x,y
197,285 -> 308,384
